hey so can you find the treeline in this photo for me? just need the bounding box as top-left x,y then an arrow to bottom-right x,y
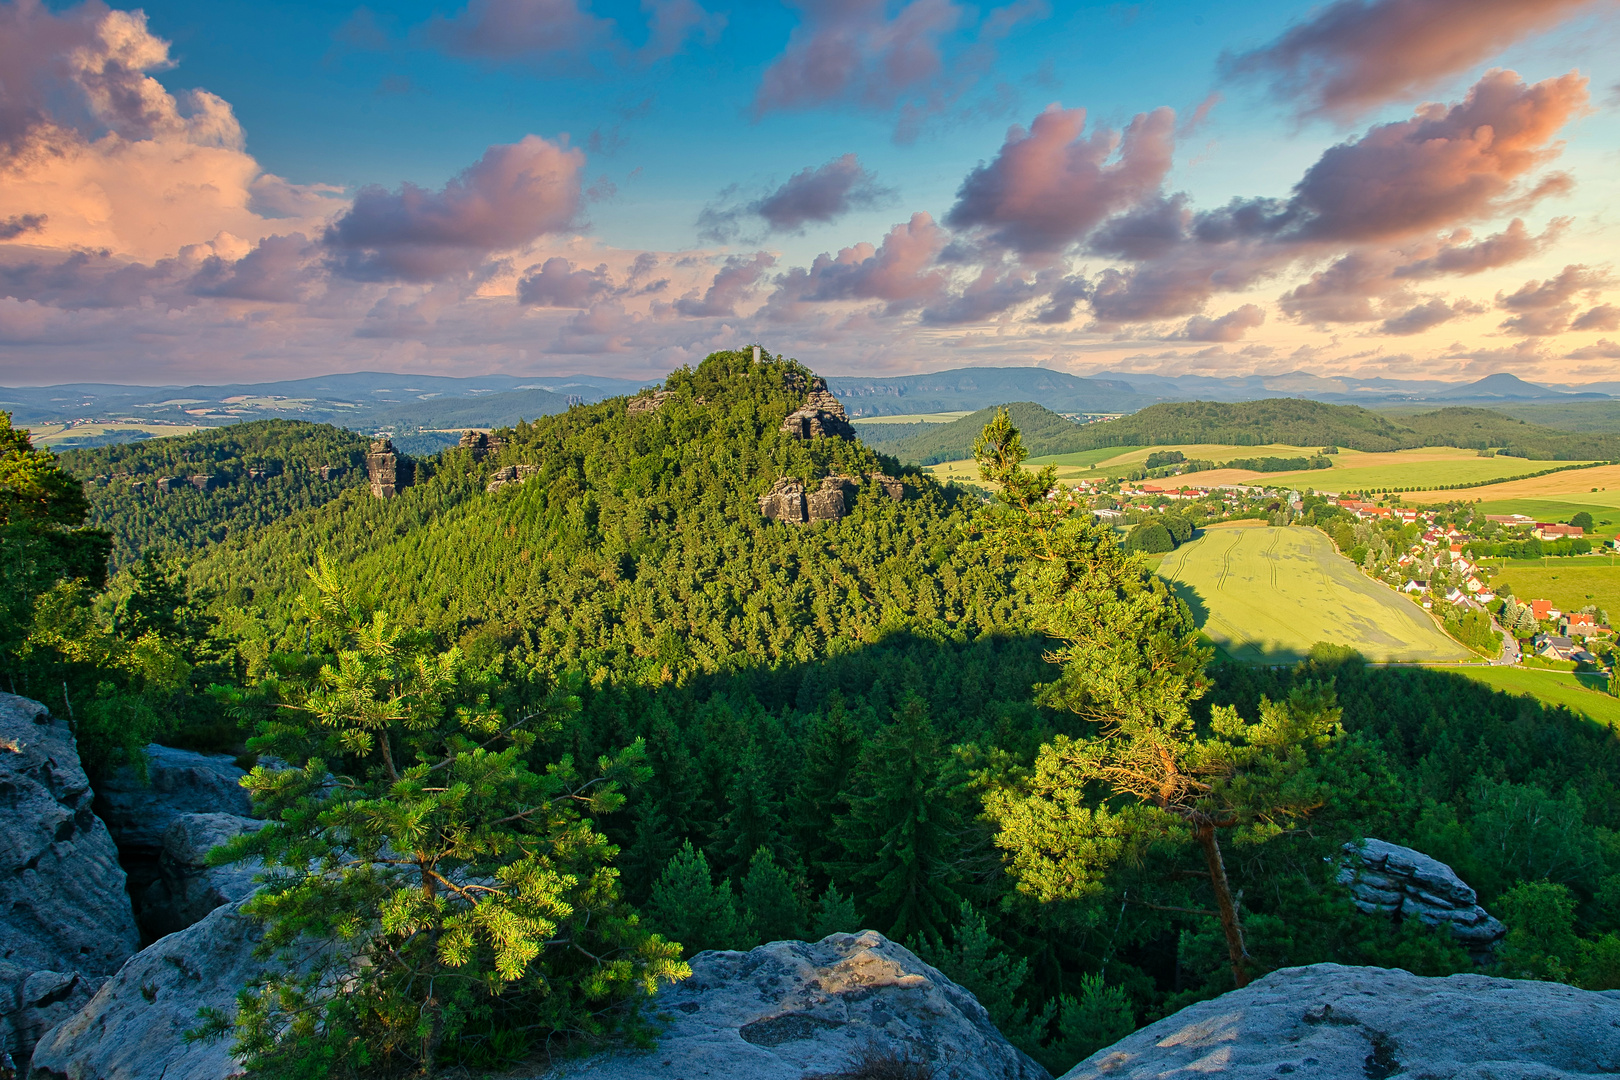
860,401 -> 1096,465
57,420 -> 373,569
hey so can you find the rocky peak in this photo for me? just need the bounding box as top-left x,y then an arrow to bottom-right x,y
458,430 -> 505,460
781,378 -> 856,441
760,473 -> 904,524
628,390 -> 677,415
1338,839 -> 1505,959
486,463 -> 541,493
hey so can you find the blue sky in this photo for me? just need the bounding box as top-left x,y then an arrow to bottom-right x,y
0,0 -> 1617,384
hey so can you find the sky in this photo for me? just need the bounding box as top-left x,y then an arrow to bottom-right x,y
0,0 -> 1618,387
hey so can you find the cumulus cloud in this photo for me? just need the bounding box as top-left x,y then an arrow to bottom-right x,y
517,256 -> 615,307
1571,304 -> 1620,332
946,104 -> 1175,255
1495,264 -> 1610,335
1378,297 -> 1482,335
324,136 -> 585,282
638,0 -> 724,61
1181,303 -> 1266,342
421,0 -> 612,64
698,154 -> 893,242
1224,0 -> 1605,121
674,251 -> 775,316
1567,338 -> 1620,359
0,1 -> 346,262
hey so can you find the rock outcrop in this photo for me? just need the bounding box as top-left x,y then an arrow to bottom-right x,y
781,381 -> 857,441
0,695 -> 139,1065
1062,962 -> 1620,1079
760,473 -> 904,524
486,463 -> 541,493
1338,839 -> 1505,957
548,931 -> 1048,1080
30,899 -> 273,1080
365,438 -> 410,498
138,813 -> 264,940
458,430 -> 505,460
628,390 -> 677,415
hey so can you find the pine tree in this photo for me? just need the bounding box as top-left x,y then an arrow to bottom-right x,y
739,846 -> 806,944
833,698 -> 966,943
718,739 -> 786,870
1044,976 -> 1135,1071
646,841 -> 747,955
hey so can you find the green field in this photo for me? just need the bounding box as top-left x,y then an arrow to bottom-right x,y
1305,455 -> 1585,491
1027,445 -> 1150,468
1157,524 -> 1472,663
1473,498 -> 1620,541
1435,665 -> 1620,728
1486,561 -> 1620,617
849,411 -> 973,426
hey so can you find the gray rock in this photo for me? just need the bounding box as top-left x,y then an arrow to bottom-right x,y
29,899 -> 267,1080
95,745 -> 251,856
1062,963 -> 1620,1080
546,931 -> 1049,1080
139,814 -> 264,940
0,695 -> 138,1064
1340,839 -> 1504,957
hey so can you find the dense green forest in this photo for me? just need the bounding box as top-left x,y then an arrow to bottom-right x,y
58,420 -> 372,570
3,355 -> 1619,1077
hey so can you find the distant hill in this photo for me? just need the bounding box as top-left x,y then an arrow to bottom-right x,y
826,368 -> 1149,417
368,388 -> 574,432
860,402 -> 1094,464
1486,400 -> 1620,435
57,420 -> 373,570
1067,399 -> 1620,460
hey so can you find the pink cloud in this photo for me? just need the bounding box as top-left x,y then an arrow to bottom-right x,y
1571,304 -> 1620,332
946,104 -> 1175,255
324,136 -> 585,282
517,256 -> 615,307
638,0 -> 724,61
766,212 -> 949,319
1378,297 -> 1482,335
699,154 -> 894,242
1566,338 -> 1620,359
674,251 -> 775,316
422,0 -> 612,64
1225,0 -> 1605,121
1181,304 -> 1266,342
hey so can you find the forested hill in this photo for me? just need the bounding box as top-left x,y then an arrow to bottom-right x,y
861,402 -> 1091,465
1071,399 -> 1620,459
57,420 -> 371,569
188,350 -> 1022,680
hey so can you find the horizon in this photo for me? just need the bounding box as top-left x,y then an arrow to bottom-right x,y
0,0 -> 1617,386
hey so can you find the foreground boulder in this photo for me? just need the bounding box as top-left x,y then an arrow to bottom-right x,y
95,745 -> 252,856
548,931 -> 1048,1080
1062,963 -> 1620,1079
30,898 -> 267,1080
0,694 -> 139,1065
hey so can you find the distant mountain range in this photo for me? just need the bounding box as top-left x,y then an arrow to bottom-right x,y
2,366 -> 1611,449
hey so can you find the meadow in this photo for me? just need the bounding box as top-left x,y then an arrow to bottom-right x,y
1157,523 -> 1472,663
28,421 -> 206,447
849,411 -> 973,425
1435,665 -> 1620,729
1486,562 -> 1620,618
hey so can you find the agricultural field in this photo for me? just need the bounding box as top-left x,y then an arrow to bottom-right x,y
849,411 -> 973,426
1486,562 -> 1620,618
1157,522 -> 1472,663
26,421 -> 206,447
1436,665 -> 1620,729
1407,464 -> 1620,530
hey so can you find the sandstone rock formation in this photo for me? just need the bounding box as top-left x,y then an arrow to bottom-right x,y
138,813 -> 264,940
548,931 -> 1049,1080
1338,839 -> 1505,957
30,899 -> 273,1080
458,430 -> 505,460
780,380 -> 856,440
0,695 -> 139,1065
761,473 -> 903,524
486,463 -> 541,492
1061,962 -> 1620,1080
628,390 -> 676,415
365,438 -> 410,498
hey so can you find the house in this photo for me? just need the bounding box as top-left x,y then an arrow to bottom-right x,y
1477,590 -> 1497,603
1093,508 -> 1127,524
1533,633 -> 1579,662
1445,587 -> 1467,604
1535,523 -> 1584,541
1529,599 -> 1559,622
1402,579 -> 1429,594
1465,576 -> 1485,593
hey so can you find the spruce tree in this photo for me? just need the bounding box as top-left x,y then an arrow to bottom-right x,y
719,739 -> 787,869
833,698 -> 966,943
809,882 -> 862,939
791,693 -> 865,880
646,841 -> 747,955
739,846 -> 806,944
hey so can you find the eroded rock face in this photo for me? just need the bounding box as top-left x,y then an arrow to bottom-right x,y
365,438 -> 411,499
781,381 -> 856,441
139,814 -> 264,941
0,695 -> 138,1065
761,473 -> 903,525
628,390 -> 677,415
1062,963 -> 1620,1080
759,476 -> 808,523
486,463 -> 540,493
30,899 -> 272,1080
1338,839 -> 1505,957
547,931 -> 1049,1080
96,746 -> 251,859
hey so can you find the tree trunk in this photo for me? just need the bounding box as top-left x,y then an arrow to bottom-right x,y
1193,822 -> 1250,988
